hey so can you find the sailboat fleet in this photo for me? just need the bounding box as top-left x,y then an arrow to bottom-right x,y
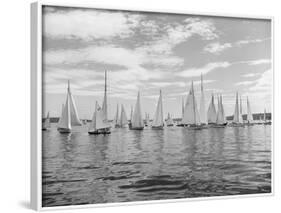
43,72 -> 271,134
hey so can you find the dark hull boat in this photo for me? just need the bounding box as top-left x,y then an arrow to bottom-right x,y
57,127 -> 71,134
88,128 -> 111,135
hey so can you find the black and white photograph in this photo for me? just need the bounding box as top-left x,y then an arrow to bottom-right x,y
41,5 -> 272,208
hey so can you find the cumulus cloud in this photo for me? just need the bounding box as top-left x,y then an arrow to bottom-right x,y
204,42 -> 232,54
43,8 -> 142,40
177,62 -> 230,77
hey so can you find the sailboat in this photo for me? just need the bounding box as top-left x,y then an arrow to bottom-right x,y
88,71 -> 111,134
57,81 -> 82,133
213,95 -> 227,128
199,74 -> 207,125
130,91 -> 144,130
42,112 -> 51,131
263,109 -> 271,125
166,113 -> 174,127
145,113 -> 150,127
177,97 -> 185,127
152,90 -> 164,129
88,101 -> 111,134
119,104 -> 128,128
246,97 -> 254,125
230,92 -> 244,127
182,81 -> 202,130
113,104 -> 120,128
207,94 -> 217,125
129,105 -> 133,128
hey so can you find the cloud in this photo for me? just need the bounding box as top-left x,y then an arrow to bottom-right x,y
235,81 -> 255,86
204,37 -> 270,54
247,59 -> 271,65
242,73 -> 260,78
177,62 -> 230,78
204,42 -> 232,54
249,69 -> 272,92
43,8 -> 142,40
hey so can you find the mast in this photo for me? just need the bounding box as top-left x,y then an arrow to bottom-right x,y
239,95 -> 243,122
233,92 -> 239,123
102,70 -> 108,121
220,95 -> 225,123
199,74 -> 207,124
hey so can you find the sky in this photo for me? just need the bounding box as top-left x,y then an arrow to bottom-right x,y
42,6 -> 272,120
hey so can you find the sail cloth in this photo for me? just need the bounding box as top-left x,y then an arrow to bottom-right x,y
152,90 -> 164,127
207,94 -> 216,124
102,70 -> 108,121
182,82 -> 200,125
199,74 -> 207,124
233,92 -> 243,123
43,112 -> 51,129
58,94 -> 71,129
216,95 -> 224,124
114,104 -> 119,126
89,101 -> 111,131
132,91 -> 144,128
58,81 -> 82,129
57,104 -> 64,127
220,95 -> 226,123
239,96 -> 244,122
166,113 -> 174,126
120,104 -> 128,127
247,97 -> 254,122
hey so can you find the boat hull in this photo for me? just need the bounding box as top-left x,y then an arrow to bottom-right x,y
130,127 -> 144,130
57,128 -> 71,133
228,123 -> 245,127
42,127 -> 47,131
166,124 -> 174,127
151,126 -> 164,130
88,128 -> 111,135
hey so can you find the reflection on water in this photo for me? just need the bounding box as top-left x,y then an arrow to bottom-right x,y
42,125 -> 271,207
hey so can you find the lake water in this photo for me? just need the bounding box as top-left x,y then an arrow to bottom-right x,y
42,124 -> 271,207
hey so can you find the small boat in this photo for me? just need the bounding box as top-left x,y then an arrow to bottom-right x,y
88,101 -> 111,134
182,81 -> 203,130
113,104 -> 121,128
263,109 -> 272,125
119,104 -> 128,128
130,91 -> 144,130
145,113 -> 150,127
207,94 -> 217,125
213,95 -> 227,128
42,112 -> 51,131
245,97 -> 255,126
152,90 -> 164,130
230,92 -> 245,127
199,74 -> 208,125
88,70 -> 111,134
128,105 -> 133,128
166,113 -> 174,127
57,81 -> 82,133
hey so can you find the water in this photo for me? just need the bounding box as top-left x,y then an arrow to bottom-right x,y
42,124 -> 271,207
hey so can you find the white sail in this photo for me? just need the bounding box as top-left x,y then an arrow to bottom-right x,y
216,95 -> 224,124
264,109 -> 267,122
57,104 -> 64,127
199,74 -> 207,124
58,93 -> 71,130
89,101 -> 111,131
233,92 -> 240,123
130,105 -> 133,122
181,97 -> 185,120
166,113 -> 174,126
102,70 -> 108,121
247,97 -> 254,122
182,82 -> 200,125
220,95 -> 226,123
239,95 -> 244,123
68,82 -> 82,126
120,104 -> 128,127
43,112 -> 51,129
131,91 -> 144,128
114,104 -> 119,126
207,94 -> 216,124
152,90 -> 164,127
145,113 -> 150,126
